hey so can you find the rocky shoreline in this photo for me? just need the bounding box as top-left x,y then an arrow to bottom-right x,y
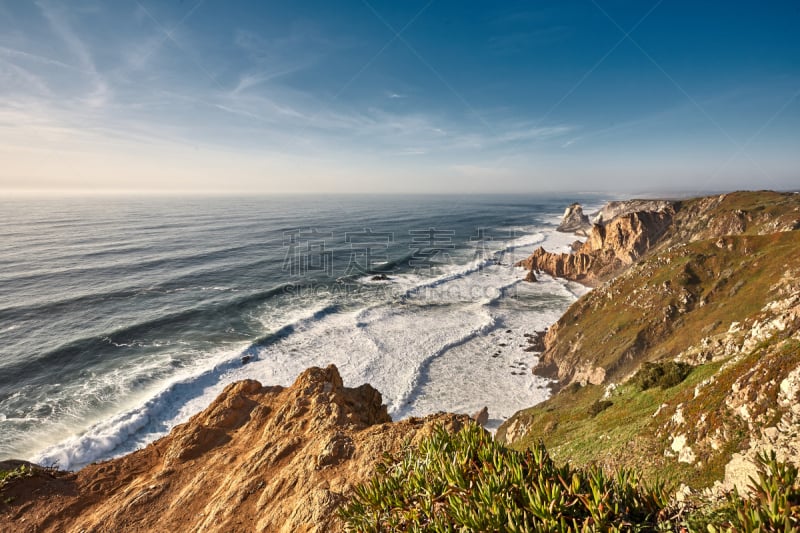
499,190 -> 800,501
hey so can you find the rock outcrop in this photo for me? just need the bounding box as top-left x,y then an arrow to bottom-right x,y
517,247 -> 595,283
518,207 -> 675,285
472,406 -> 489,427
583,209 -> 674,263
592,199 -> 675,225
0,366 -> 469,533
498,193 -> 800,492
556,203 -> 592,235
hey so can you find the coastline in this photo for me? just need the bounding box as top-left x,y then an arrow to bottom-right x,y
5,191 -> 800,532
22,200 -> 604,470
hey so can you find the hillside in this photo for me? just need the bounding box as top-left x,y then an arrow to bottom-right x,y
500,191 -> 800,495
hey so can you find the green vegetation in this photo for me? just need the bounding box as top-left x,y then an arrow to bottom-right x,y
0,464 -> 34,490
631,361 -> 693,391
501,361 -> 734,489
341,424 -> 799,532
687,451 -> 800,532
340,423 -> 670,532
587,399 -> 613,417
542,229 -> 800,387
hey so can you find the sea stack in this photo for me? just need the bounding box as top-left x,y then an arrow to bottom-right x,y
556,203 -> 592,235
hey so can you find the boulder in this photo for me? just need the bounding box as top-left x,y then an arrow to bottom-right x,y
472,406 -> 489,427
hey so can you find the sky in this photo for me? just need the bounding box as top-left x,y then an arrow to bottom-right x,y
0,0 -> 798,194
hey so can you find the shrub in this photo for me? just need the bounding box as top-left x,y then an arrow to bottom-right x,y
694,450 -> 800,533
631,361 -> 693,391
588,400 -> 614,417
339,423 -> 670,532
0,464 -> 34,490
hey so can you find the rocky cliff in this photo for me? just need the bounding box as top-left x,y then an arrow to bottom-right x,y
518,203 -> 676,285
499,191 -> 800,494
0,366 -> 468,533
523,192 -> 800,389
591,199 -> 674,224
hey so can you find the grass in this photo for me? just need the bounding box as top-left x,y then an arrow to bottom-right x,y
503,361 -> 731,489
541,230 -> 800,387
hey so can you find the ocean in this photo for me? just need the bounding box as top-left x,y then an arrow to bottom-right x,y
0,194 -> 603,470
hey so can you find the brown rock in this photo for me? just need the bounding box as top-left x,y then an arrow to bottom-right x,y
524,330 -> 546,352
517,208 -> 674,285
516,246 -> 594,283
556,203 -> 592,235
0,366 -> 470,533
472,406 -> 489,427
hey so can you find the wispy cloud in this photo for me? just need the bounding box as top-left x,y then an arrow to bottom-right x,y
36,0 -> 110,107
0,46 -> 86,73
0,57 -> 52,96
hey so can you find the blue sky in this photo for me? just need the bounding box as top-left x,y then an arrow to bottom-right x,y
0,0 -> 798,193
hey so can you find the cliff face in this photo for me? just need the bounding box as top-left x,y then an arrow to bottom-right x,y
591,199 -> 674,224
516,247 -> 594,282
0,366 -> 468,533
499,191 -> 800,492
529,192 -> 800,388
518,205 -> 675,285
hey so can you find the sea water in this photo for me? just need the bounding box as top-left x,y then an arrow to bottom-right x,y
0,194 -> 603,469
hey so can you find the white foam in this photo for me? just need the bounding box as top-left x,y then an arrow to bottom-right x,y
30,222 -> 587,469
32,343 -> 251,469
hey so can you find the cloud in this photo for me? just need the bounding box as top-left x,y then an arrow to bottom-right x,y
0,57 -> 52,96
0,46 -> 86,73
35,0 -> 110,107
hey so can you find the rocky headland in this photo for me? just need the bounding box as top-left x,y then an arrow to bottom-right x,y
0,366 -> 468,532
518,199 -> 677,284
501,190 -> 800,500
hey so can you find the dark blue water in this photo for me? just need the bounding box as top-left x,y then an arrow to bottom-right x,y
0,194 -> 602,468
